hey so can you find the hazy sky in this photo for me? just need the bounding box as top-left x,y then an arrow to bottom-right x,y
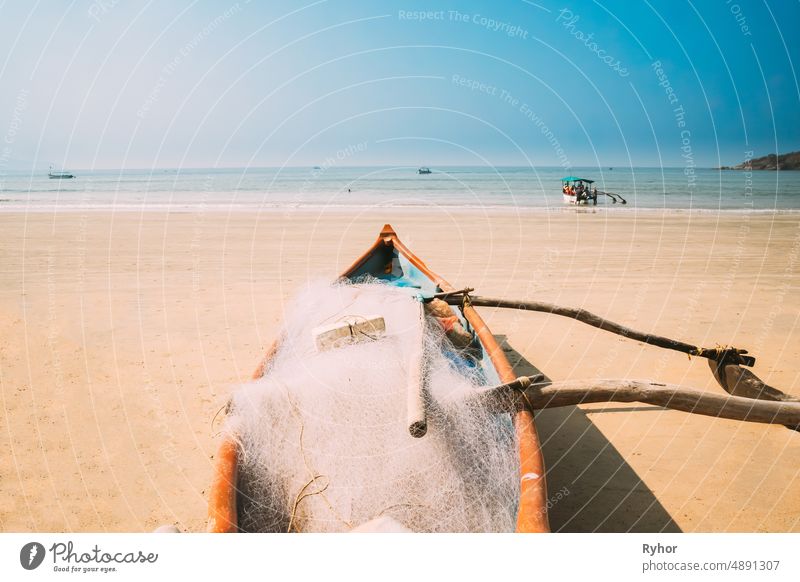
1,0 -> 798,169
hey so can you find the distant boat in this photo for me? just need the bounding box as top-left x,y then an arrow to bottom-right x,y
561,176 -> 626,205
417,167 -> 432,175
561,176 -> 598,205
48,165 -> 74,179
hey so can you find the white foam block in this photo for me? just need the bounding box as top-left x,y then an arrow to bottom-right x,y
312,315 -> 386,351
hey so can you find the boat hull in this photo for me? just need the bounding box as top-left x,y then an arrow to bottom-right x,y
208,224 -> 550,533
563,193 -> 600,205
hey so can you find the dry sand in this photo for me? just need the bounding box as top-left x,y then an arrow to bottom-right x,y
1,208 -> 798,532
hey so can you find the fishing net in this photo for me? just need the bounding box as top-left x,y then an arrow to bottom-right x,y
225,279 -> 519,532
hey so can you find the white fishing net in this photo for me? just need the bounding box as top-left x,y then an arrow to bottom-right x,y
225,279 -> 519,532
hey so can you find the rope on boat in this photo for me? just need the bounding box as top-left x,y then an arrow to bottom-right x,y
286,390 -> 354,531
288,475 -> 330,533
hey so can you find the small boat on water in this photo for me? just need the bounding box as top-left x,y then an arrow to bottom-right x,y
48,164 -> 74,179
417,167 -> 432,174
207,224 -> 549,533
561,176 -> 597,204
562,176 -> 626,205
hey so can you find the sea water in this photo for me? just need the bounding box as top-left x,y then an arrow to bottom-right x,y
1,165 -> 799,212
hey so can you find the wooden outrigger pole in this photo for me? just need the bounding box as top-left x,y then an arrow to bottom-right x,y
434,289 -> 799,430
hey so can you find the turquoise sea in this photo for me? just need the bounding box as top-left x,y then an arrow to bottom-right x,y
1,166 -> 799,211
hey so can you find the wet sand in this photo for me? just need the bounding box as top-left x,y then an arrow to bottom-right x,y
1,208 -> 798,532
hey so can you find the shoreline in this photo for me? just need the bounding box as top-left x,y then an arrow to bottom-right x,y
3,205 -> 800,214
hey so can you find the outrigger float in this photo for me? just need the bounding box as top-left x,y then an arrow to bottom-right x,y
208,225 -> 798,533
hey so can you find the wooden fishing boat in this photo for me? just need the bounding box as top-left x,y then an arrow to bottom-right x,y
561,176 -> 597,205
207,224 -> 550,533
561,176 -> 626,205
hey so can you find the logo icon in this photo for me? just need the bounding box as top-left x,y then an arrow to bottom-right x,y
20,542 -> 46,570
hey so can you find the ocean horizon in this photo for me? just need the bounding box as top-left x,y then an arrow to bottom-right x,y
1,165 -> 798,212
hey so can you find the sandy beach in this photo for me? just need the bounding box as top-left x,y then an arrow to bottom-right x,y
1,208 -> 798,533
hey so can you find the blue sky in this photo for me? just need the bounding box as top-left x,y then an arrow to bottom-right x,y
0,0 -> 798,169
